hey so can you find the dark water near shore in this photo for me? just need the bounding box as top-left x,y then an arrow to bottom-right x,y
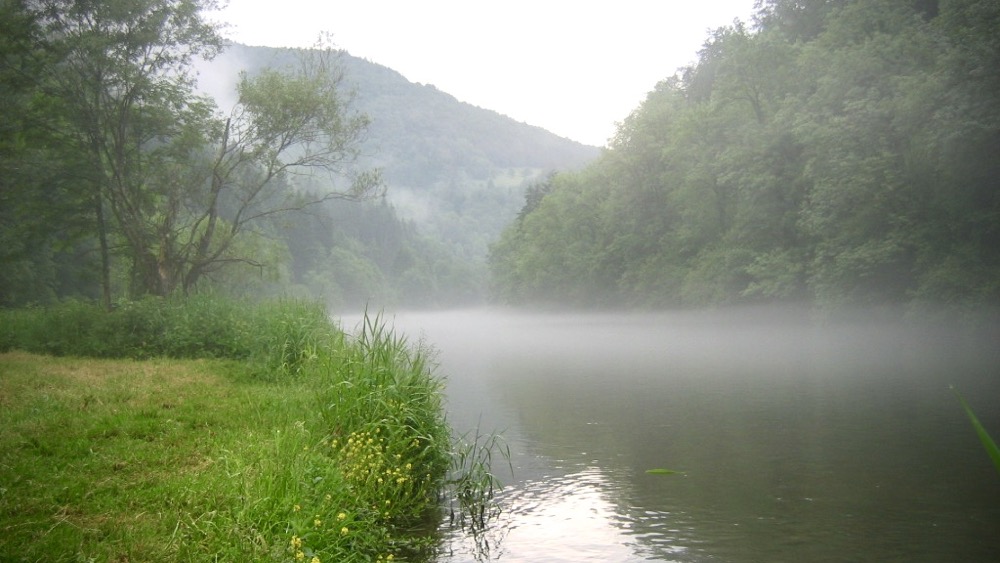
348,308 -> 1000,562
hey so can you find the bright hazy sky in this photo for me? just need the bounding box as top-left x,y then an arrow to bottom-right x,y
210,1 -> 757,147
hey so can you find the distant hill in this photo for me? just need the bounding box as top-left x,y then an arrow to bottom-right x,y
197,44 -> 600,260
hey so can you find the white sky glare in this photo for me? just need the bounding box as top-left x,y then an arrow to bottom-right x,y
211,1 -> 757,147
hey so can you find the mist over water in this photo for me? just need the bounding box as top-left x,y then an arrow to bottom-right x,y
343,307 -> 1000,562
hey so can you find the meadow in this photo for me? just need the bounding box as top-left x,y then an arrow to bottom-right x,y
0,298 -> 476,562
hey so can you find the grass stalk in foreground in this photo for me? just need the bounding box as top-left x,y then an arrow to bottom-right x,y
446,425 -> 511,534
951,386 -> 1000,476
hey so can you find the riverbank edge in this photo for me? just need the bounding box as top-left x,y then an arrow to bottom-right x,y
0,299 -> 453,562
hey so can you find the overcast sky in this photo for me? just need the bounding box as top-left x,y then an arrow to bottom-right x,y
210,1 -> 756,147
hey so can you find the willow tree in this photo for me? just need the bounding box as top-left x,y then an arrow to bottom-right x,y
176,45 -> 383,294
32,0 -> 380,299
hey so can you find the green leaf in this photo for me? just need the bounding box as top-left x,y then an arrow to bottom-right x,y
952,386 -> 1000,475
645,468 -> 684,475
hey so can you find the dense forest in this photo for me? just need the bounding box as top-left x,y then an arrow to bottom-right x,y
0,0 -> 595,310
489,0 -> 999,312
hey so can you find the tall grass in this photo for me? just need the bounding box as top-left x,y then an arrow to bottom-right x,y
447,425 -> 511,533
0,296 -> 259,359
0,296 -> 339,377
0,297 -> 483,561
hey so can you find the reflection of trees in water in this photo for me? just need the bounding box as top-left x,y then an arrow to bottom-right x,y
389,309 -> 1000,561
482,313 -> 1000,561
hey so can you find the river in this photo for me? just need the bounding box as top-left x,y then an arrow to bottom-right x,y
345,307 -> 1000,562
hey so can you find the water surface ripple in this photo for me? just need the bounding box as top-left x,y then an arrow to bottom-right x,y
346,308 -> 1000,562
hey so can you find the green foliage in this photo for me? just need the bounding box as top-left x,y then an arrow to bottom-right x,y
279,197 -> 488,310
246,299 -> 340,378
490,0 -> 1000,312
2,28 -> 594,309
310,314 -> 452,539
952,386 -> 1000,476
446,426 -> 511,534
0,296 -> 328,364
0,302 -> 472,561
0,2 -> 390,304
0,1 -> 105,307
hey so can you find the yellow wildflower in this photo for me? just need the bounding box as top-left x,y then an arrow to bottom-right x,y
337,512 -> 347,520
291,536 -> 302,549
341,526 -> 349,535
295,550 -> 305,561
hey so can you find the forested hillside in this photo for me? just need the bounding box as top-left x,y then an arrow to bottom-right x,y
204,45 -> 599,260
490,0 -> 999,312
0,0 -> 596,311
195,45 -> 599,308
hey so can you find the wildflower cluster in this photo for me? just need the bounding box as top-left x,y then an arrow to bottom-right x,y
271,313 -> 452,561
288,534 -> 321,563
331,427 -> 432,522
284,497 -> 371,562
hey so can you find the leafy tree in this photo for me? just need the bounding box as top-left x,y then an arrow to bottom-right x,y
0,0 -> 102,305
30,0 -> 225,301
21,0 -> 381,301
752,0 -> 846,42
172,45 -> 383,294
490,0 -> 1000,312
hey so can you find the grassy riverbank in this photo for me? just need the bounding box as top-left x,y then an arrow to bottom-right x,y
0,299 -> 452,562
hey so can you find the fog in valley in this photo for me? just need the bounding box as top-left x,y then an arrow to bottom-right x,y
339,306 -> 1000,562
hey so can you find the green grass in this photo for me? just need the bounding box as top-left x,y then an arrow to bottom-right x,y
0,299 -> 461,562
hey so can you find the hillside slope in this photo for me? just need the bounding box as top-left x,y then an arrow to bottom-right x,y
198,44 -> 600,260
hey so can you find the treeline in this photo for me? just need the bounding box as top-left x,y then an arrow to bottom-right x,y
282,198 -> 485,309
490,0 -> 999,311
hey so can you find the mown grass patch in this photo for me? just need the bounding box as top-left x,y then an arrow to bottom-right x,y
1,352 -> 249,560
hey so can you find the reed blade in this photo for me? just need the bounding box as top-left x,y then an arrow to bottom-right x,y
952,386 -> 1000,475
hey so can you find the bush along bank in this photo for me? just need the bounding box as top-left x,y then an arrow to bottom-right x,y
0,298 -> 474,562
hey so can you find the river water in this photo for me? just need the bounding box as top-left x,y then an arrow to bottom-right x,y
348,308 -> 1000,562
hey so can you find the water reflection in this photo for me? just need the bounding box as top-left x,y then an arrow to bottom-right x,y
443,466 -> 674,562
351,308 -> 1000,562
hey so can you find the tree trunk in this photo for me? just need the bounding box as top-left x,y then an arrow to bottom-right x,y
95,190 -> 113,310
183,117 -> 231,293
